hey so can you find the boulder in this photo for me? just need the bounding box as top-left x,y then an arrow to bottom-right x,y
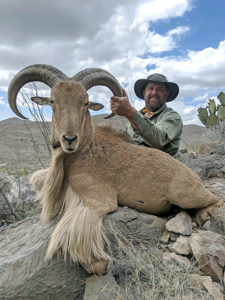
0,175 -> 36,209
104,206 -> 166,247
160,230 -> 170,244
0,216 -> 87,300
205,179 -> 225,236
190,230 -> 225,283
83,274 -> 122,300
189,274 -> 224,300
0,174 -> 40,223
180,152 -> 225,180
162,252 -> 191,269
166,211 -> 192,236
0,207 -> 165,299
168,236 -> 192,255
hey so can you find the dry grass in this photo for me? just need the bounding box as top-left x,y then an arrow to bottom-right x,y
203,121 -> 225,140
104,224 -> 212,300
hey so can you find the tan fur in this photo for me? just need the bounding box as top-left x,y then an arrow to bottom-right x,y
31,148 -> 66,221
30,168 -> 49,192
30,81 -> 222,275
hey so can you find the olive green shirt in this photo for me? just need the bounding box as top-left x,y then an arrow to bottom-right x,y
125,104 -> 183,156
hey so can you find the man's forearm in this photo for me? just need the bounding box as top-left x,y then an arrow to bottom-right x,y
125,108 -> 139,130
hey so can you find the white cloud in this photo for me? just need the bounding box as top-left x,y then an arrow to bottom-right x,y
0,95 -> 6,105
168,100 -> 201,125
133,0 -> 192,24
141,40 -> 225,101
167,26 -> 190,37
191,93 -> 209,103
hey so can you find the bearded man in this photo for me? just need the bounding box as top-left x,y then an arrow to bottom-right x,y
110,73 -> 183,158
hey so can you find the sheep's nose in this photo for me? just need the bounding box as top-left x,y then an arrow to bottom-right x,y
63,135 -> 77,144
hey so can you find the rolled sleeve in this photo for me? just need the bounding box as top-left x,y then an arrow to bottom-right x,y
131,111 -> 182,149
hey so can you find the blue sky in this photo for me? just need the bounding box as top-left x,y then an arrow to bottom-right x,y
0,0 -> 225,125
151,1 -> 225,52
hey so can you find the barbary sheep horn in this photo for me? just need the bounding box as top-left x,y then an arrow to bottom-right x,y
72,68 -> 123,119
8,64 -> 68,119
8,64 -> 123,119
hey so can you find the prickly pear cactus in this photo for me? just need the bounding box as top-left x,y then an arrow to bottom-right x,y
218,105 -> 225,120
207,99 -> 216,115
205,114 -> 219,128
218,92 -> 225,106
197,91 -> 225,128
217,92 -> 225,122
197,107 -> 208,125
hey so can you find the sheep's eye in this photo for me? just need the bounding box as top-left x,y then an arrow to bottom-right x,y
50,100 -> 54,104
84,102 -> 89,106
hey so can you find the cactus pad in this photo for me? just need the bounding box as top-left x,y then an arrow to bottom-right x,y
218,92 -> 225,105
197,107 -> 208,125
207,99 -> 216,115
218,105 -> 225,120
205,114 -> 219,128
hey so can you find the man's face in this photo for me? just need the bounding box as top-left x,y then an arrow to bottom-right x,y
143,82 -> 169,112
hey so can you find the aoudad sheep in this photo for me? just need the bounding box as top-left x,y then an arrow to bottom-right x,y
8,64 -> 222,275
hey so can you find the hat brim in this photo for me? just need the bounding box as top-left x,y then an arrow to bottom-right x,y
134,79 -> 179,102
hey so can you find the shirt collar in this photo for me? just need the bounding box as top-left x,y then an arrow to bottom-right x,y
140,104 -> 167,116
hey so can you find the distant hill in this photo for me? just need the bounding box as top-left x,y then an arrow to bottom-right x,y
0,116 -> 207,163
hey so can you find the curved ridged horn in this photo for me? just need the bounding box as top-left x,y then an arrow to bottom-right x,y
73,68 -> 123,119
8,64 -> 68,119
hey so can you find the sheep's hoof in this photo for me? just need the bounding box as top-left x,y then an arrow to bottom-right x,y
196,204 -> 218,226
196,208 -> 211,226
80,259 -> 108,275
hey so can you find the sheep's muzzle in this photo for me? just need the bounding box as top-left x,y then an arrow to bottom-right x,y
60,134 -> 79,153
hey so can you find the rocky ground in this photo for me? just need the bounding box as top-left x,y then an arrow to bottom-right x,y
0,117 -> 225,299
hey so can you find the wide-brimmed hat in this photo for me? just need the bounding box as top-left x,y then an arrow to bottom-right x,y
134,73 -> 179,102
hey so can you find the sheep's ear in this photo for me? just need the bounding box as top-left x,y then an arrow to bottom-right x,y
31,96 -> 50,106
88,102 -> 104,111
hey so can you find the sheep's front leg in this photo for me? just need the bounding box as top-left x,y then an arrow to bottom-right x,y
46,183 -> 118,275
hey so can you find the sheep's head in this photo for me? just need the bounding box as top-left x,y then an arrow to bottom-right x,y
32,81 -> 104,153
8,64 -> 123,153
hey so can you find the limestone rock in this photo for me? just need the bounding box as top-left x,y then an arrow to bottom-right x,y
202,276 -> 224,300
189,274 -> 224,300
166,211 -> 192,236
104,206 -> 166,247
190,230 -> 225,282
192,221 -> 197,229
83,274 -> 122,300
0,174 -> 40,223
0,175 -> 36,209
202,220 -> 211,230
180,151 -> 225,180
169,232 -> 180,241
160,230 -> 170,244
0,175 -> 13,215
162,252 -> 191,269
0,216 -> 87,300
0,207 -> 165,299
206,179 -> 225,237
168,236 -> 192,255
